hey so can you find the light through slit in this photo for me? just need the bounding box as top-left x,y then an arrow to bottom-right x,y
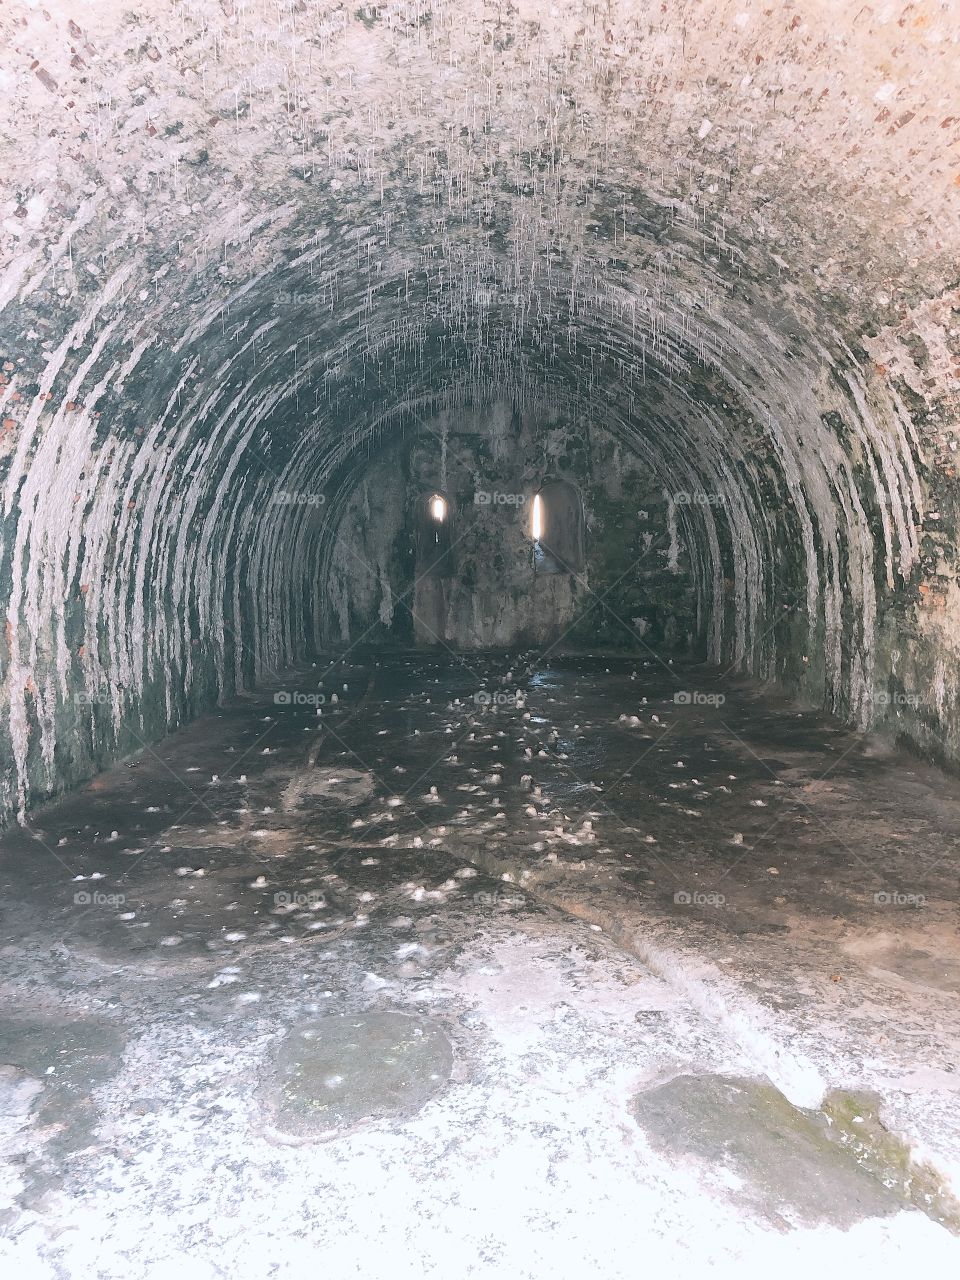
430,495 -> 446,522
532,493 -> 543,541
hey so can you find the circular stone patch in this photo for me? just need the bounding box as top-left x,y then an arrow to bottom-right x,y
265,1012 -> 453,1142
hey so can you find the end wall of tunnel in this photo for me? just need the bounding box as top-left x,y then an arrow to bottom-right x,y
1,1 -> 959,827
321,400 -> 700,652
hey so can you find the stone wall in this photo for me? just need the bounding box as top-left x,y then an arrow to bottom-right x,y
322,400 -> 700,653
0,1 -> 958,824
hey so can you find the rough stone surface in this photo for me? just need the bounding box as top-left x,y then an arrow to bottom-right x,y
0,652 -> 959,1277
326,399 -> 698,649
1,2 -> 959,823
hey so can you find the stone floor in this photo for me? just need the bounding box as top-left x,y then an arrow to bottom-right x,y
1,651 -> 959,1277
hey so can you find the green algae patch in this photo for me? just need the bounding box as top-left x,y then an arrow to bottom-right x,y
821,1089 -> 960,1234
633,1074 -> 908,1231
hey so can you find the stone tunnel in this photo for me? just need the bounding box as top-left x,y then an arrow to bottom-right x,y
1,3 -> 960,1277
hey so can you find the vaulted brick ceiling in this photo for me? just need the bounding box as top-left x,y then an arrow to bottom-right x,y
0,0 -> 958,822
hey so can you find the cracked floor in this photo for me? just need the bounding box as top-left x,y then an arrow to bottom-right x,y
1,651 -> 959,1278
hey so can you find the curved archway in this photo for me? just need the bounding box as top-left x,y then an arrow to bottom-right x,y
0,1 -> 956,818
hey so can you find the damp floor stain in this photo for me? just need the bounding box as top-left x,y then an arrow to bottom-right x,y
265,1011 -> 453,1142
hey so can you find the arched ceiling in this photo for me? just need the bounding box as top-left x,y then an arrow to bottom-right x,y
1,0 -> 959,821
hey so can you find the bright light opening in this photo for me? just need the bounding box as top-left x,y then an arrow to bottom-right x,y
531,493 -> 543,541
430,494 -> 447,522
